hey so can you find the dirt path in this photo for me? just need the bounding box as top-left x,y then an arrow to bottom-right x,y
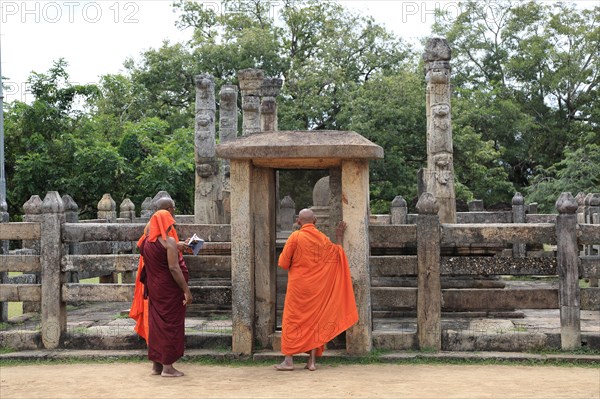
1,362 -> 598,398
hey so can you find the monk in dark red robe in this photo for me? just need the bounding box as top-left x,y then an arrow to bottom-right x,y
131,199 -> 193,377
275,208 -> 358,371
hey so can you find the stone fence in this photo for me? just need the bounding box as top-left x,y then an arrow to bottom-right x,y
1,191 -> 598,352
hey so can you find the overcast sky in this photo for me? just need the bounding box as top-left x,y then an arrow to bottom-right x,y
0,0 -> 595,103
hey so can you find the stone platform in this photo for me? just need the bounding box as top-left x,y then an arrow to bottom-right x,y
1,301 -> 598,353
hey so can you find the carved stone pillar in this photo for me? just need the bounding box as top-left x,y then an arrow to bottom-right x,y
219,83 -> 238,224
260,77 -> 283,132
238,69 -> 264,136
423,37 -> 456,223
194,74 -> 220,224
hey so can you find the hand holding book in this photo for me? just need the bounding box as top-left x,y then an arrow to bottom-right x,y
186,233 -> 204,256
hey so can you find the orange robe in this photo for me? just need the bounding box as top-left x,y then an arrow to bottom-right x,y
129,210 -> 180,341
278,223 -> 358,357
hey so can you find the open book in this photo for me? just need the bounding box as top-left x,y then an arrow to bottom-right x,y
187,233 -> 204,256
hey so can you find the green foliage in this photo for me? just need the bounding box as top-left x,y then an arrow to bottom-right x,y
4,0 -> 598,219
433,1 -> 600,199
526,143 -> 600,213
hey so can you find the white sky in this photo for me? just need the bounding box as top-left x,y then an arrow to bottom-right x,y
0,0 -> 595,103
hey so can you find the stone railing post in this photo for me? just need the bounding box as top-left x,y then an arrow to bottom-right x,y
512,192 -> 526,258
141,197 -> 153,219
119,198 -> 135,221
555,192 -> 581,350
583,193 -> 592,256
62,195 -> 79,284
238,69 -> 264,136
260,77 -> 283,132
468,199 -> 484,212
588,194 -> 600,287
528,202 -> 538,214
279,195 -> 295,231
97,194 -> 117,222
40,191 -> 66,349
390,196 -> 408,224
0,199 -> 8,321
119,198 -> 137,284
23,195 -> 43,253
22,195 -> 43,313
97,194 -> 118,283
416,192 -> 441,351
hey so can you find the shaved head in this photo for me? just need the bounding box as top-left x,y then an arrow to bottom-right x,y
155,197 -> 175,211
297,208 -> 316,225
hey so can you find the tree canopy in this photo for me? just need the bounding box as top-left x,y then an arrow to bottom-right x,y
3,0 -> 598,219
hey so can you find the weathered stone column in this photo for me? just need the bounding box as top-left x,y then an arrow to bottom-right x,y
194,74 -> 220,224
40,191 -> 66,349
238,69 -> 264,136
390,196 -> 408,224
423,37 -> 456,223
260,77 -> 283,132
341,160 -> 372,354
279,195 -> 296,231
512,192 -> 526,258
220,83 -> 239,143
555,192 -> 581,350
416,192 -> 441,351
252,166 -> 277,350
230,160 -> 255,354
219,83 -> 238,224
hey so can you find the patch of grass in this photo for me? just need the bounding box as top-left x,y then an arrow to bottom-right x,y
528,347 -> 600,356
0,347 -> 17,355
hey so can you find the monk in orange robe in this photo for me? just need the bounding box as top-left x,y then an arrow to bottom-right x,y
275,208 -> 358,371
129,198 -> 193,377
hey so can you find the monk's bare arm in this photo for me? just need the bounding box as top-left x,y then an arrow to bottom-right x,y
165,237 -> 193,305
335,221 -> 347,246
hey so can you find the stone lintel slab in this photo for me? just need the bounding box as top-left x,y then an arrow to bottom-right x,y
216,131 -> 384,167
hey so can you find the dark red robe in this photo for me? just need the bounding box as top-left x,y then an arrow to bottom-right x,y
140,239 -> 189,365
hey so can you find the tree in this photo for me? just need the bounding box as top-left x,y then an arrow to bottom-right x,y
433,1 -> 599,209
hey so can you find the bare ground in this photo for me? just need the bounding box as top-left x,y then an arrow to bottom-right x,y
1,362 -> 599,399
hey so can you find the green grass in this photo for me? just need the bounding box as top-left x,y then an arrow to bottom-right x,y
1,351 -> 597,368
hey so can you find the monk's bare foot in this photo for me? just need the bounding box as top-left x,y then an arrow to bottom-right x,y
304,363 -> 317,371
274,361 -> 294,371
151,362 -> 163,375
161,365 -> 184,377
